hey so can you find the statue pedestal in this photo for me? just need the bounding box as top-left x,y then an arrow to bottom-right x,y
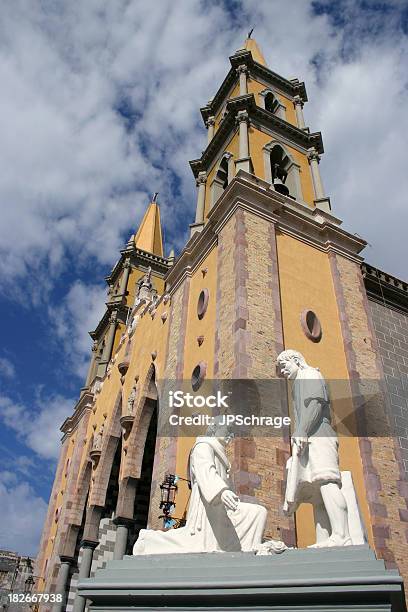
78,545 -> 405,611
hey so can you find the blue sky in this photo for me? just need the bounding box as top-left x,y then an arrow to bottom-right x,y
0,0 -> 408,556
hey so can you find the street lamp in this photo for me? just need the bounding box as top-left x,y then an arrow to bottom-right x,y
159,474 -> 191,528
159,474 -> 178,518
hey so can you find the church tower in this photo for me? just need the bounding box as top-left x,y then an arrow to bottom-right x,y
35,38 -> 408,611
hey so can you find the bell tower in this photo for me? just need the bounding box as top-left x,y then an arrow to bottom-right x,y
190,37 -> 331,238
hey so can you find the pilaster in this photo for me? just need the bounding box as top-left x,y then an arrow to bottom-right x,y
293,95 -> 306,129
235,110 -> 253,174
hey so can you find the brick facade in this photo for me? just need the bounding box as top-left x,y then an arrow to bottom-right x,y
369,300 -> 408,475
214,208 -> 295,546
330,253 -> 408,582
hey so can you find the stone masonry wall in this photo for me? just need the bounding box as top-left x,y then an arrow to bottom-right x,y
215,208 -> 294,545
369,300 -> 408,476
330,253 -> 408,582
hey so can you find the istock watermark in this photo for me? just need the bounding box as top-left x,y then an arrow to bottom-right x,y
168,413 -> 291,428
169,390 -> 230,409
156,378 -> 388,438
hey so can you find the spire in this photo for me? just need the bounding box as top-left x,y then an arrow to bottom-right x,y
244,36 -> 267,67
134,195 -> 164,257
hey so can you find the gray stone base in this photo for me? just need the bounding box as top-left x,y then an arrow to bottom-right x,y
78,545 -> 406,611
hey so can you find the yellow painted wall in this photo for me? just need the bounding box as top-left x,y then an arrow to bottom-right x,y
110,269 -> 166,358
182,248 -> 218,381
77,285 -> 172,488
276,232 -> 373,547
249,128 -> 315,206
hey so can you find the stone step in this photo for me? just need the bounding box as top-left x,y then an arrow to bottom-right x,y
78,545 -> 405,611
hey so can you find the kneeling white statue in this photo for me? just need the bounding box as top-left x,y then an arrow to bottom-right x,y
277,349 -> 365,548
133,419 -> 286,555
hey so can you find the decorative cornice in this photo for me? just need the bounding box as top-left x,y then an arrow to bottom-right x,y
79,539 -> 99,550
105,246 -> 171,285
362,263 -> 408,314
166,171 -> 366,293
60,390 -> 94,437
191,94 -> 323,178
200,51 -> 307,123
90,299 -> 131,343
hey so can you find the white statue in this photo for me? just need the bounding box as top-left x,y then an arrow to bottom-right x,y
128,313 -> 140,335
138,267 -> 154,302
277,349 -> 353,547
92,423 -> 104,452
133,419 -> 286,555
127,385 -> 137,416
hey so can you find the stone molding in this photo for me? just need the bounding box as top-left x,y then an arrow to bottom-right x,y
236,108 -> 250,125
90,304 -> 127,344
105,246 -> 170,286
195,171 -> 207,186
362,263 -> 408,314
200,50 -> 307,124
79,539 -> 99,550
165,172 -> 365,295
112,515 -> 137,528
307,146 -> 321,163
61,390 -> 94,437
191,94 -> 323,180
236,63 -> 249,76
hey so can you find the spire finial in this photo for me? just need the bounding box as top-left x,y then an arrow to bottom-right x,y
152,192 -> 158,202
247,28 -> 254,39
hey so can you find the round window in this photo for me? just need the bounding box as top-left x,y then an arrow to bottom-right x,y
300,309 -> 322,342
197,289 -> 209,320
191,362 -> 207,391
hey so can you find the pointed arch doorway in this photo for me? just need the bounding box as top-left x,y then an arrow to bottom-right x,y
128,367 -> 159,551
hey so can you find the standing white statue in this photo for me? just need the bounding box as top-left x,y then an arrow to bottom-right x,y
127,385 -> 137,416
92,423 -> 104,452
277,349 -> 353,548
133,418 -> 286,555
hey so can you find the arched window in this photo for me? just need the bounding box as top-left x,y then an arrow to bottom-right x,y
270,145 -> 291,196
210,153 -> 233,208
265,92 -> 280,115
262,143 -> 302,200
217,156 -> 228,191
260,90 -> 285,119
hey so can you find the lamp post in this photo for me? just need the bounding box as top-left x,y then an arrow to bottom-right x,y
159,474 -> 191,529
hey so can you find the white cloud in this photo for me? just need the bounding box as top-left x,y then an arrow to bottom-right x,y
0,0 -> 237,297
0,0 -> 406,297
0,474 -> 48,556
48,280 -> 107,380
0,393 -> 74,460
0,357 -> 16,379
0,1 -> 406,391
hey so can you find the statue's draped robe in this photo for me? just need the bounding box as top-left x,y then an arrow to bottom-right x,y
286,367 -> 341,509
133,437 -> 267,554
